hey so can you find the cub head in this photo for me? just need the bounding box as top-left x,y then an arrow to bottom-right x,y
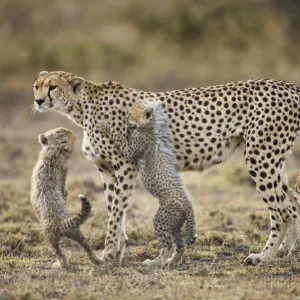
128,100 -> 163,128
32,71 -> 86,114
38,127 -> 76,153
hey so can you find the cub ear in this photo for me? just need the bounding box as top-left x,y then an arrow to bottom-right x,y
39,71 -> 49,77
38,134 -> 48,145
68,77 -> 86,93
145,106 -> 154,119
153,100 -> 163,110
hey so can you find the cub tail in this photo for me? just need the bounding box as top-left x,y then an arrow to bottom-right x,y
186,204 -> 197,245
60,194 -> 91,231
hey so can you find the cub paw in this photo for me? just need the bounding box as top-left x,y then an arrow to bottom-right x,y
52,258 -> 69,268
100,247 -> 116,262
96,121 -> 111,136
89,253 -> 105,266
143,257 -> 164,267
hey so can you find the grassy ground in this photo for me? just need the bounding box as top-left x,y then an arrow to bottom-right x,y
1,106 -> 300,300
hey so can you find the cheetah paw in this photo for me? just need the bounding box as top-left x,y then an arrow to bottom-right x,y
245,253 -> 263,265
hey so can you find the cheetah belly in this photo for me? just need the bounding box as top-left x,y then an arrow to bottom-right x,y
173,131 -> 244,172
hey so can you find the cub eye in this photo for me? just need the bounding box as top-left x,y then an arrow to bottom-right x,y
33,86 -> 39,90
146,112 -> 151,119
49,85 -> 57,91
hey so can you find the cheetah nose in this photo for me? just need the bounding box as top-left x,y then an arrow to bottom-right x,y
35,99 -> 45,106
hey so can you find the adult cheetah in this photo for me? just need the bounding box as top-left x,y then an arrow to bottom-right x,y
32,70 -> 300,265
98,100 -> 197,266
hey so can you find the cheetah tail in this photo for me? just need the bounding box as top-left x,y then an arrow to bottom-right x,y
186,207 -> 197,245
60,194 -> 91,231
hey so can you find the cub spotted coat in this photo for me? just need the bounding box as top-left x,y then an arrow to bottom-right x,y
31,127 -> 102,267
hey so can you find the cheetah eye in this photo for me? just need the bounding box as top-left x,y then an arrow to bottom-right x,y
49,85 -> 57,91
146,112 -> 151,119
34,86 -> 39,91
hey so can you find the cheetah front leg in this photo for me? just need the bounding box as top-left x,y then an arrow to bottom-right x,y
99,167 -> 116,216
97,121 -> 138,264
99,160 -> 138,264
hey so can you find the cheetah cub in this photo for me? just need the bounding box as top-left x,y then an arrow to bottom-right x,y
98,100 -> 197,266
31,127 -> 103,267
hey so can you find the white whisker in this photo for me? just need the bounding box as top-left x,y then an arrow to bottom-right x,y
30,104 -> 37,116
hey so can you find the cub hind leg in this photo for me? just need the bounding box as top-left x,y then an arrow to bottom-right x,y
65,229 -> 104,266
164,230 -> 185,265
46,231 -> 69,268
277,165 -> 300,257
143,206 -> 184,266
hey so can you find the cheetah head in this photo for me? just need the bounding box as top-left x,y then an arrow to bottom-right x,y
32,70 -> 86,115
38,127 -> 76,153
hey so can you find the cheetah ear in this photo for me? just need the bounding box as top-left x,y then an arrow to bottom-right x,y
38,71 -> 49,77
38,134 -> 48,145
68,77 -> 86,93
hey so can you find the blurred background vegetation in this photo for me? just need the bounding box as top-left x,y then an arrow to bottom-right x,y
1,0 -> 300,103
1,0 -> 300,179
0,0 -> 300,178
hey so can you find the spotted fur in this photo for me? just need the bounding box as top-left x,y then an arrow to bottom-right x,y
31,127 -> 103,267
32,71 -> 300,265
98,100 -> 196,265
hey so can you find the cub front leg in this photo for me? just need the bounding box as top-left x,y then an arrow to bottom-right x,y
97,121 -> 112,137
96,121 -> 135,160
100,159 -> 138,264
